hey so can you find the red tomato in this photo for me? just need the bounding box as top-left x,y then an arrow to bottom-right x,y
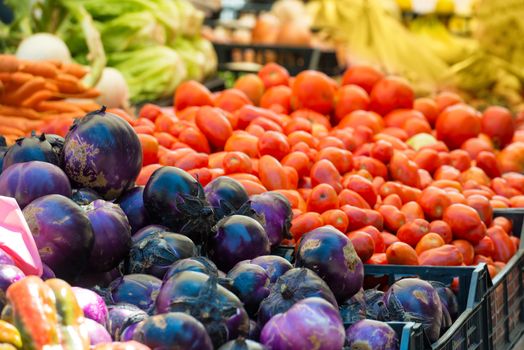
369,77 -> 414,116
224,132 -> 259,158
306,184 -> 339,213
474,236 -> 495,257
435,91 -> 463,114
281,152 -> 311,179
377,205 -> 406,233
260,85 -> 292,114
137,134 -> 159,166
396,218 -> 431,247
429,220 -> 453,244
370,140 -> 393,164
476,151 -> 501,178
222,152 -> 253,174
177,127 -> 211,154
415,233 -> 445,255
414,97 -> 439,126
481,106 -> 515,148
342,174 -> 377,208
257,131 -> 290,160
487,225 -> 516,263
334,84 -> 370,122
195,106 -> 233,149
400,201 -> 424,222
321,209 -> 349,233
258,155 -> 290,190
188,167 -> 213,187
443,203 -> 486,244
233,73 -> 265,105
389,150 -> 420,188
290,212 -> 324,241
174,80 -> 213,111
466,194 -> 493,226
451,239 -> 475,265
214,89 -> 252,113
338,110 -> 384,134
381,232 -> 400,248
291,70 -> 336,114
258,63 -> 290,89
341,65 -> 384,94
418,245 -> 463,266
436,104 -> 481,150
419,186 -> 452,220
136,164 -> 162,186
338,189 -> 371,209
347,231 -> 375,261
310,159 -> 343,193
238,179 -> 267,196
386,242 -> 419,265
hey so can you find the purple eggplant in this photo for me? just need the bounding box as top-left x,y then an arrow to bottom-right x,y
0,264 -> 25,308
84,199 -> 132,272
0,161 -> 71,208
364,288 -> 388,321
339,288 -> 366,326
133,312 -> 213,350
0,249 -> 14,266
208,215 -> 271,271
345,319 -> 399,350
2,132 -> 60,171
83,318 -> 112,345
72,188 -> 102,205
250,255 -> 293,284
243,192 -> 292,248
163,256 -> 219,282
156,271 -> 249,347
218,338 -> 267,350
143,166 -> 214,244
42,133 -> 64,160
295,225 -> 364,302
260,297 -> 345,350
107,303 -> 148,341
63,107 -> 142,200
41,263 -> 55,280
125,231 -> 197,278
121,322 -> 141,342
74,269 -> 121,289
117,186 -> 150,234
106,274 -> 162,314
248,320 -> 260,342
383,278 -> 443,342
132,224 -> 168,242
429,281 -> 459,320
22,194 -> 94,279
204,177 -> 249,220
72,287 -> 108,326
227,262 -> 270,316
258,268 -> 338,326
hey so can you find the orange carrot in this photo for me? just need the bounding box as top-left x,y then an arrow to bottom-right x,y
0,115 -> 43,131
45,82 -> 59,93
0,55 -> 19,72
0,125 -> 24,136
0,105 -> 41,119
59,88 -> 99,99
21,90 -> 54,108
9,77 -> 46,105
19,61 -> 58,78
9,72 -> 34,86
61,63 -> 87,79
36,100 -> 85,114
73,102 -> 101,112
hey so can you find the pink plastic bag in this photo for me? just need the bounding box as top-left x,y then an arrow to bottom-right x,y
0,196 -> 43,276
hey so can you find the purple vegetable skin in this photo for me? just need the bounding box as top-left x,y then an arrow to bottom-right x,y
204,177 -> 249,220
72,287 -> 108,326
107,274 -> 161,314
163,256 -> 219,282
74,268 -> 121,289
0,264 -> 24,291
383,278 -> 443,342
260,297 -> 345,350
227,262 -> 270,316
345,319 -> 399,350
22,194 -> 94,279
107,303 -> 148,341
71,188 -> 102,205
156,271 -> 249,347
120,322 -> 141,342
2,132 -> 60,172
132,224 -> 168,242
41,263 -> 55,280
250,255 -> 293,283
83,318 -> 112,345
218,338 -> 268,350
117,186 -> 150,234
0,161 -> 71,208
133,312 -> 213,350
295,225 -> 364,302
208,215 -> 270,271
84,199 -> 132,272
63,107 -> 142,200
245,192 -> 292,247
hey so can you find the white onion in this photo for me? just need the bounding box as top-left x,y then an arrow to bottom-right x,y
94,67 -> 130,109
16,33 -> 72,63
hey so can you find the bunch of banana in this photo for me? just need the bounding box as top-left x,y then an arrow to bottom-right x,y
473,0 -> 524,67
408,15 -> 478,64
306,0 -> 448,93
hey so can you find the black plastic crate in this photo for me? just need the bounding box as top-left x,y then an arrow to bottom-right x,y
487,208 -> 524,350
212,42 -> 344,77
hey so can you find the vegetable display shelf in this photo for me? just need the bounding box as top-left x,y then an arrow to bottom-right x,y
486,209 -> 524,350
212,42 -> 344,77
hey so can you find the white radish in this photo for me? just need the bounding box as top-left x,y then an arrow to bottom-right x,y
16,33 -> 72,63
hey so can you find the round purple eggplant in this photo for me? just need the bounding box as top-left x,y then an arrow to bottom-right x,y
2,132 -> 60,172
0,264 -> 25,308
84,318 -> 112,345
156,271 -> 249,347
250,255 -> 293,284
204,177 -> 249,220
339,288 -> 366,326
22,194 -> 94,279
0,161 -> 71,208
260,297 -> 345,350
107,303 -> 148,341
72,188 -> 102,205
248,320 -> 260,342
218,338 -> 267,350
132,224 -> 168,242
227,262 -> 270,316
345,319 -> 399,350
125,231 -> 197,278
383,278 -> 443,342
163,256 -> 219,282
429,281 -> 459,320
63,107 -> 142,200
295,225 -> 364,302
143,166 -> 214,244
208,215 -> 270,271
106,274 -> 162,314
72,287 -> 108,326
120,322 -> 141,342
133,312 -> 213,350
42,133 -> 64,161
258,267 -> 338,326
84,199 -> 132,272
117,186 -> 150,234
0,249 -> 14,266
74,268 -> 121,289
244,192 -> 292,248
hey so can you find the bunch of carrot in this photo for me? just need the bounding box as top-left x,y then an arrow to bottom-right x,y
0,55 -> 100,144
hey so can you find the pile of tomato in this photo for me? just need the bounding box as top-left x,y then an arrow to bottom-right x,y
47,63 -> 524,278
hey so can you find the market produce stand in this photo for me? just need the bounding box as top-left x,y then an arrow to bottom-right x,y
1,0 -> 524,349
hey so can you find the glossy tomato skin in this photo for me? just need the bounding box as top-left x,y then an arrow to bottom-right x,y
396,219 -> 431,247
429,220 -> 453,243
341,65 -> 384,94
436,105 -> 481,150
377,205 -> 406,233
306,184 -> 339,213
418,245 -> 463,266
386,242 -> 418,265
258,63 -> 290,89
195,107 -> 233,149
290,212 -> 324,241
334,85 -> 370,122
419,186 -> 452,220
174,81 -> 214,111
369,77 -> 414,116
291,71 -> 336,115
497,142 -> 524,174
310,159 -> 343,193
466,194 -> 493,226
415,233 -> 445,255
347,231 -> 375,262
481,106 -> 515,148
487,226 -> 516,263
443,204 -> 486,244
